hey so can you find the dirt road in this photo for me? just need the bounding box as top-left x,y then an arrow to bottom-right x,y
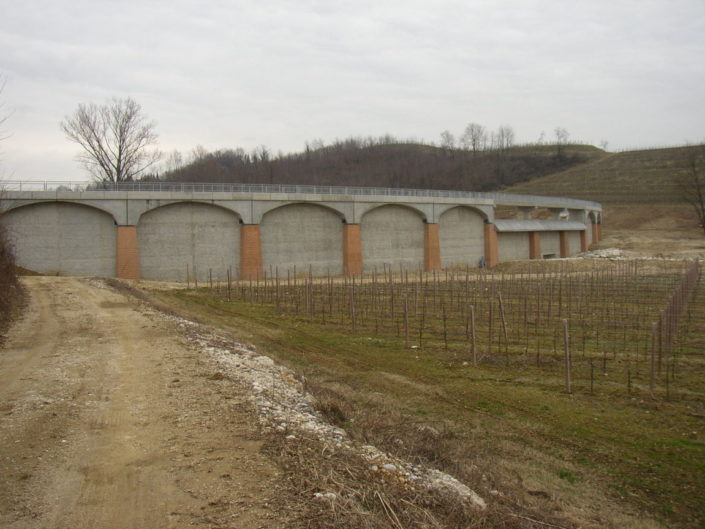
0,277 -> 289,529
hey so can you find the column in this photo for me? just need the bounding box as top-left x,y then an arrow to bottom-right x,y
592,222 -> 601,243
116,226 -> 140,280
529,231 -> 541,259
559,231 -> 569,258
240,225 -> 263,280
580,230 -> 588,252
424,223 -> 441,271
483,223 -> 498,268
343,224 -> 363,275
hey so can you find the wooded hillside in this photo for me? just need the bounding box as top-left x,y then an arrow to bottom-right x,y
158,138 -> 605,192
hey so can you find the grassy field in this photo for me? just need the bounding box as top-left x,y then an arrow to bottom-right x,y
505,144 -> 705,259
147,259 -> 705,529
506,145 -> 704,205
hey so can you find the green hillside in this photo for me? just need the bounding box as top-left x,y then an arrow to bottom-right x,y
506,145 -> 704,205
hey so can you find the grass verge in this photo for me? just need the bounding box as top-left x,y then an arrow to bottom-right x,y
147,286 -> 704,529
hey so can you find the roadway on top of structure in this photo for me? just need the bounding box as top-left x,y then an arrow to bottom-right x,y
2,180 -> 602,211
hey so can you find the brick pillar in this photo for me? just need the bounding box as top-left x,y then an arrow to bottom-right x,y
528,231 -> 541,259
483,223 -> 498,268
240,225 -> 263,280
343,224 -> 363,275
424,223 -> 442,271
580,230 -> 588,252
116,226 -> 140,279
592,223 -> 600,244
559,231 -> 569,258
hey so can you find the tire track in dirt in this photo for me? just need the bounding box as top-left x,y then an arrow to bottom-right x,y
0,276 -> 290,529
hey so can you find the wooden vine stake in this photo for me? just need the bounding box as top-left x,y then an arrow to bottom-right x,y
403,294 -> 409,347
469,305 -> 477,365
650,321 -> 657,398
562,319 -> 572,394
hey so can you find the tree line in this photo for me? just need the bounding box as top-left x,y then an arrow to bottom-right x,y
154,136 -> 594,192
59,97 -> 594,192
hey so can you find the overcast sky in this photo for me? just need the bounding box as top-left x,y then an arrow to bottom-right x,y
1,0 -> 704,181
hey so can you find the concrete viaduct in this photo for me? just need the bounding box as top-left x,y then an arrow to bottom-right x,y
0,181 -> 602,281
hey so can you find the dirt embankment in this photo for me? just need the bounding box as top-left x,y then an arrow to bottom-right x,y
0,276 -> 290,529
598,204 -> 705,258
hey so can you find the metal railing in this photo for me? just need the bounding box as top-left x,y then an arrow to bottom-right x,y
1,180 -> 601,209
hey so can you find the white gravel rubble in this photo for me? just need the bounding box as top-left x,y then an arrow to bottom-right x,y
578,247 -> 624,258
162,312 -> 487,511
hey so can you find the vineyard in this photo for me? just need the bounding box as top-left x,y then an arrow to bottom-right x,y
190,258 -> 705,401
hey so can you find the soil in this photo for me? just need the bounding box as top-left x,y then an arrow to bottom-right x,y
597,205 -> 705,259
0,276 -> 291,529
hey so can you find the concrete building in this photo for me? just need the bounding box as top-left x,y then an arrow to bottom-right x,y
0,181 -> 602,281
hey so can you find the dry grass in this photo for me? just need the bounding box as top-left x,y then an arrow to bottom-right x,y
266,380 -> 582,529
506,144 -> 704,205
145,265 -> 705,528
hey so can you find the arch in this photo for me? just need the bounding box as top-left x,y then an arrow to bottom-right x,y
260,203 -> 343,276
359,202 -> 428,223
0,202 -> 116,276
438,206 -> 485,268
137,200 -> 242,224
2,199 -> 119,224
437,203 -> 489,222
360,204 -> 425,272
138,202 -> 240,281
257,201 -> 347,224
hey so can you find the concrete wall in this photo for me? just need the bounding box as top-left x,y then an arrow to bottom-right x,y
497,232 -> 530,262
541,232 -> 561,258
260,203 -> 343,277
361,205 -> 424,272
138,202 -> 240,281
1,202 -> 116,276
568,231 -> 581,254
439,207 -> 485,268
1,190 -> 600,279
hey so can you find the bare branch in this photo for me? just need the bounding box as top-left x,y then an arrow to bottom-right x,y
0,75 -> 11,144
60,97 -> 161,182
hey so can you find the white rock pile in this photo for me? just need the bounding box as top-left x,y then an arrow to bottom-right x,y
168,315 -> 487,511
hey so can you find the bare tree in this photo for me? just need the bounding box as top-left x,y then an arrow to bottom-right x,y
0,76 -> 21,325
60,97 -> 161,182
677,145 -> 705,237
555,127 -> 570,159
190,144 -> 208,163
460,123 -> 487,153
494,124 -> 515,150
162,149 -> 184,174
439,130 -> 455,150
